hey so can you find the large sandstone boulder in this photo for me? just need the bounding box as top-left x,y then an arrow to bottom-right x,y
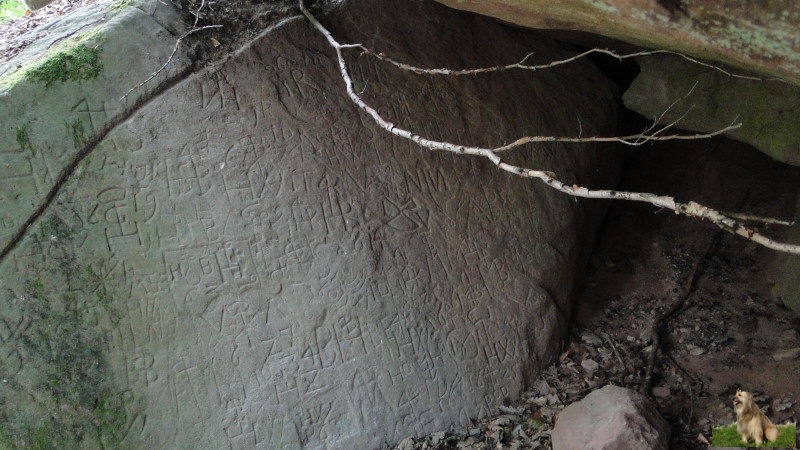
552,385 -> 671,450
0,0 -> 621,448
433,0 -> 800,85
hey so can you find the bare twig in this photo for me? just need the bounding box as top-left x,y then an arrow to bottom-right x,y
360,46 -> 769,82
119,24 -> 220,102
494,122 -> 740,150
640,232 -> 721,395
47,14 -> 106,50
666,352 -> 699,431
717,211 -> 795,226
191,0 -> 207,28
495,81 -> 738,149
599,331 -> 625,369
299,1 -> 800,254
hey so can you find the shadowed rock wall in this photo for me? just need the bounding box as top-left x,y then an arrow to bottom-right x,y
624,54 -> 800,167
0,0 -> 622,448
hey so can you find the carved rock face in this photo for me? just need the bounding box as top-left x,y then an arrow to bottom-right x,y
0,0 -> 621,448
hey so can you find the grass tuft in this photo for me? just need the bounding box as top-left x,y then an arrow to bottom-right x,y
66,118 -> 90,149
15,125 -> 35,153
712,422 -> 797,447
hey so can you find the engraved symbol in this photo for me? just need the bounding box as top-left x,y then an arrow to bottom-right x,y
0,316 -> 32,376
89,187 -> 158,252
71,98 -> 108,134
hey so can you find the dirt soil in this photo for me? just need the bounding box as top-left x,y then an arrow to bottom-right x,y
3,2 -> 799,449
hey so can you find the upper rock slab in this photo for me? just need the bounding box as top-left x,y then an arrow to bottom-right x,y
433,0 -> 800,85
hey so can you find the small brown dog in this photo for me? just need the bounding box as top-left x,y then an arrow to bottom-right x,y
733,390 -> 779,445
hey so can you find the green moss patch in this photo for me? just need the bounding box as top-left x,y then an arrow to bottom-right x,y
26,43 -> 103,87
0,24 -> 106,91
15,125 -> 34,153
0,278 -> 128,449
38,212 -> 72,242
0,216 -> 129,449
105,0 -> 133,12
66,118 -> 90,149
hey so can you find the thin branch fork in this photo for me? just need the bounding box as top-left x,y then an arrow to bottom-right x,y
119,14 -> 221,102
361,46 -> 767,82
299,1 -> 800,254
640,233 -> 720,396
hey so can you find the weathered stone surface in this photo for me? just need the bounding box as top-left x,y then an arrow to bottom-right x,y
0,0 -> 622,448
552,385 -> 670,450
623,54 -> 800,167
433,0 -> 800,85
0,0 -> 190,249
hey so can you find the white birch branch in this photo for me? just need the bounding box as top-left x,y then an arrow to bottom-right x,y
299,1 -> 800,255
360,47 -> 767,82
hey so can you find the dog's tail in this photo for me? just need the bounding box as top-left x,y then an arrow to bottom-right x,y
765,424 -> 779,442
